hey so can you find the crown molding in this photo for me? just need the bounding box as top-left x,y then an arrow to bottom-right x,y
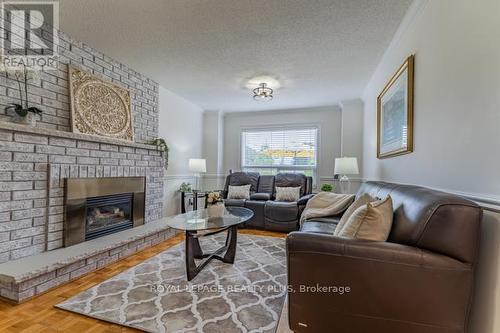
363,0 -> 430,99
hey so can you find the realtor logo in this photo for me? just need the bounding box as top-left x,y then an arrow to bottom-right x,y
1,1 -> 59,70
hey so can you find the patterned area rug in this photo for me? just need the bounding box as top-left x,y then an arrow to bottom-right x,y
56,234 -> 287,332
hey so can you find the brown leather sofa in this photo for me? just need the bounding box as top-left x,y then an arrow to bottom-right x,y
222,172 -> 314,232
287,181 -> 482,333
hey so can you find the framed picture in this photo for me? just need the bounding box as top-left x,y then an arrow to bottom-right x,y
377,55 -> 414,159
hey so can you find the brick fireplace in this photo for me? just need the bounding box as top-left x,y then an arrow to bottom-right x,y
0,20 -> 167,264
0,122 -> 165,263
0,124 -> 173,303
0,17 -> 175,303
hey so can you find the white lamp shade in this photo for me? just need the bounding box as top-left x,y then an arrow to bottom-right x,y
188,158 -> 206,173
334,157 -> 359,175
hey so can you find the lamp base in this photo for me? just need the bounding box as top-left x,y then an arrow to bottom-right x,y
193,174 -> 201,191
339,175 -> 350,182
338,175 -> 351,194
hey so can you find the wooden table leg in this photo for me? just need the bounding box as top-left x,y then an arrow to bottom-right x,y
222,225 -> 237,264
185,231 -> 199,281
184,226 -> 239,281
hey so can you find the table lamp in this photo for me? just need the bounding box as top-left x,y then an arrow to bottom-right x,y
189,158 -> 206,191
334,157 -> 359,193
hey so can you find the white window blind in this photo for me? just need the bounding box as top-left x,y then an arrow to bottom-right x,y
241,126 -> 318,181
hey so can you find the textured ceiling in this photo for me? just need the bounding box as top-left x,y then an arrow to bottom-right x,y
58,0 -> 412,112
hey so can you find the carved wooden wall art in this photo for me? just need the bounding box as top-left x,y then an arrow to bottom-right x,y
69,65 -> 134,141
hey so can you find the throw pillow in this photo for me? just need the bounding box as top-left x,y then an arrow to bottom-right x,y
227,184 -> 251,200
337,195 -> 394,241
334,193 -> 375,236
275,186 -> 301,202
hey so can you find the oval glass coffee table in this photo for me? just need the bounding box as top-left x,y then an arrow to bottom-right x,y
166,206 -> 253,281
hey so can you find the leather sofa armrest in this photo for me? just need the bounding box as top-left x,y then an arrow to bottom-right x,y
286,232 -> 472,332
297,193 -> 315,206
250,192 -> 271,201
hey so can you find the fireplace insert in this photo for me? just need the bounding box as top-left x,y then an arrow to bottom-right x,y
64,177 -> 145,247
85,193 -> 134,240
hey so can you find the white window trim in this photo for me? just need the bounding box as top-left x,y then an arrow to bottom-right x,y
239,124 -> 321,185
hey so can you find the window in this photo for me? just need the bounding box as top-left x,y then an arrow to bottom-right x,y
241,126 -> 318,182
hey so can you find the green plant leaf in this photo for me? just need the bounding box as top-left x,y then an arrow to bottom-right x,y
27,106 -> 43,114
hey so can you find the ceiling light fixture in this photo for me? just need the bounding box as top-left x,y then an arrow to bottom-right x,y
253,83 -> 273,101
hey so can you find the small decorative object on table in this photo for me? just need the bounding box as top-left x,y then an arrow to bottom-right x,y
4,65 -> 42,126
151,138 -> 169,170
207,191 -> 224,218
320,183 -> 334,192
206,191 -> 222,205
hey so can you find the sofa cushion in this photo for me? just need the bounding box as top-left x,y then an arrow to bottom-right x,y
338,196 -> 394,241
265,201 -> 298,222
244,200 -> 266,229
275,186 -> 301,202
225,172 -> 260,192
334,193 -> 375,236
250,193 -> 271,201
257,175 -> 274,194
275,173 -> 307,197
224,198 -> 246,207
227,184 -> 251,199
300,221 -> 338,234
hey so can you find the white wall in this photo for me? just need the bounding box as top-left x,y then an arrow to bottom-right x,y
202,111 -> 225,190
222,106 -> 343,187
361,1 -> 500,331
158,87 -> 204,216
340,99 -> 364,174
362,0 -> 500,200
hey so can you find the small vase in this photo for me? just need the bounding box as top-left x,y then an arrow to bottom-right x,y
207,203 -> 225,218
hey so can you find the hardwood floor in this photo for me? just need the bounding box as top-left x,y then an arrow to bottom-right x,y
0,229 -> 286,332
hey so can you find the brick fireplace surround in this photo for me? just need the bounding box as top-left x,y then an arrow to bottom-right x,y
0,28 -> 176,302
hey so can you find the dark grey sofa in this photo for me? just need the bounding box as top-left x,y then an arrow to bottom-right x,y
221,172 -> 313,232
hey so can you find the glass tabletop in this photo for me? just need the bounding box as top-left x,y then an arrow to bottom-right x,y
166,206 -> 253,231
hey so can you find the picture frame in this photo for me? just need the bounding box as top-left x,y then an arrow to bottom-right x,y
377,55 -> 414,159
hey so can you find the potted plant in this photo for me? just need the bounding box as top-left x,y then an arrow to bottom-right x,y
151,138 -> 169,170
320,183 -> 334,192
179,182 -> 192,193
4,65 -> 43,126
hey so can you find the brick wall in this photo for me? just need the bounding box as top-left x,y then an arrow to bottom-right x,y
0,30 -> 159,144
0,126 -> 164,263
0,228 -> 176,303
0,20 -> 164,263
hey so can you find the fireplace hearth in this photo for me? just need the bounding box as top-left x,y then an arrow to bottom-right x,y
64,177 -> 145,247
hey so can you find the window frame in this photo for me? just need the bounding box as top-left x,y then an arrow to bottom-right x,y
239,124 -> 320,184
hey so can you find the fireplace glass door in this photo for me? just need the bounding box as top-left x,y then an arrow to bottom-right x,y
85,193 -> 134,240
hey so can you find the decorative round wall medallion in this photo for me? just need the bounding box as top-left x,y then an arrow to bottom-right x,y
69,66 -> 134,141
